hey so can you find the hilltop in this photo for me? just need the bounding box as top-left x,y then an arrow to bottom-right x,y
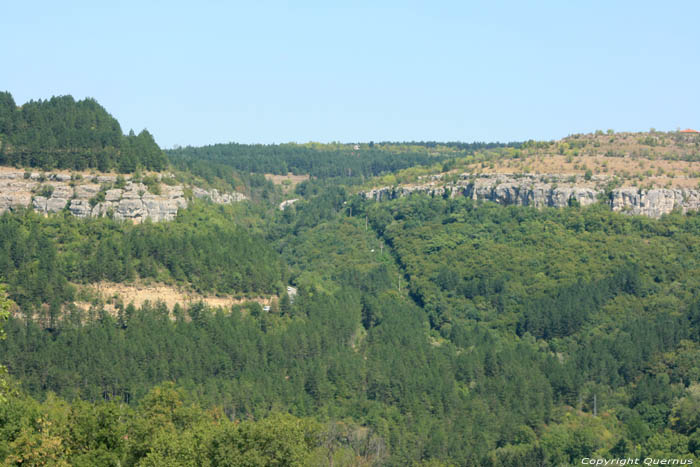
433,130 -> 700,189
0,92 -> 167,172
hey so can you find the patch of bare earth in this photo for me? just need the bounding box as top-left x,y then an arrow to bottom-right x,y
264,173 -> 310,193
466,155 -> 700,188
82,282 -> 274,311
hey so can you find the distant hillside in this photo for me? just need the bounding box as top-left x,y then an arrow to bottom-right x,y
447,130 -> 700,189
347,130 -> 700,195
166,141 -> 517,181
0,92 -> 167,172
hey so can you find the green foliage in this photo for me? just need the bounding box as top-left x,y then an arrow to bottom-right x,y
141,175 -> 161,195
8,88 -> 700,464
31,183 -> 55,198
166,141 -> 512,180
670,386 -> 700,435
3,183 -> 700,464
89,188 -> 105,207
115,175 -> 127,189
0,285 -> 11,403
0,204 -> 282,313
0,383 -> 324,466
0,92 -> 167,172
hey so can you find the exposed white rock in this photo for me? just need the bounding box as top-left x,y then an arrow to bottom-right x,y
0,190 -> 31,211
0,170 -> 246,221
92,201 -> 115,218
193,187 -> 248,204
68,199 -> 93,217
74,184 -> 100,198
142,194 -> 180,222
361,173 -> 700,219
115,198 -> 146,221
46,197 -> 68,212
51,173 -> 72,182
33,196 -> 48,212
162,185 -> 184,198
122,182 -> 146,199
279,198 -> 299,210
52,185 -> 73,199
105,189 -> 122,202
610,188 -> 700,217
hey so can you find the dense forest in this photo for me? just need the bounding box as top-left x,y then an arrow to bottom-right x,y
166,141 -> 519,181
0,94 -> 698,465
0,202 -> 283,318
0,92 -> 167,171
2,192 -> 700,464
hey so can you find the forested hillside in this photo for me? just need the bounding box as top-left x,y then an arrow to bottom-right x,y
166,141 -> 517,181
0,92 -> 166,171
2,191 -> 700,464
0,202 -> 283,316
0,100 -> 698,465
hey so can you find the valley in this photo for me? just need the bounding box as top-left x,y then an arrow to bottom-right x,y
0,92 -> 698,465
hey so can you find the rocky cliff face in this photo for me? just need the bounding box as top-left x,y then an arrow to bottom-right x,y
0,170 -> 247,222
361,173 -> 700,218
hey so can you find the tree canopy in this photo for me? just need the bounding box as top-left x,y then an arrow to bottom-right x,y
0,92 -> 167,172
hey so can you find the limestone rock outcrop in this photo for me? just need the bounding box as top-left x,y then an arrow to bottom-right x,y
361,173 -> 700,218
610,188 -> 700,217
279,199 -> 299,210
192,187 -> 248,204
0,170 -> 247,222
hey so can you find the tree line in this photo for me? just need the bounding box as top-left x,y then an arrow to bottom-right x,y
167,142 -> 453,179
0,92 -> 167,171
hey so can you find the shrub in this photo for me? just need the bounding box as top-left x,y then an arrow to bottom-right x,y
115,175 -> 127,189
89,190 -> 105,207
38,184 -> 54,198
142,175 -> 161,195
161,176 -> 178,186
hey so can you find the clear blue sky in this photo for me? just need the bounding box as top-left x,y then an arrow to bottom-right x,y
2,1 -> 699,148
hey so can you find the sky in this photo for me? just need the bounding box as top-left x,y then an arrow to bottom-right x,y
2,1 -> 699,148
